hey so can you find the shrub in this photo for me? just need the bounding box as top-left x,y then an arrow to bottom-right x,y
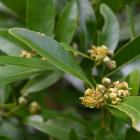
0,0 -> 140,140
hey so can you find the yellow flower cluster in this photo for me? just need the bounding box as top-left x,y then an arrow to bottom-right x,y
88,45 -> 116,69
79,87 -> 105,108
80,78 -> 130,108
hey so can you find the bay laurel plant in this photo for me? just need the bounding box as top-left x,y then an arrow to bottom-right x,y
0,0 -> 140,140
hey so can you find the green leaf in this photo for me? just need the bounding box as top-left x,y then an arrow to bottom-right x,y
0,65 -> 44,85
113,120 -> 128,140
0,118 -> 24,140
0,56 -> 56,70
77,0 -> 96,50
108,96 -> 140,132
69,129 -> 80,140
98,3 -> 119,51
0,29 -> 29,56
26,0 -> 55,36
106,36 -> 140,76
55,0 -> 78,43
96,128 -> 115,140
21,71 -> 63,93
126,70 -> 140,96
1,0 -> 26,18
120,14 -> 140,40
26,116 -> 88,140
126,5 -> 136,39
9,28 -> 92,87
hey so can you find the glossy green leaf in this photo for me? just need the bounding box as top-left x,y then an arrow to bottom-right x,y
0,56 -> 56,70
9,28 -> 92,86
113,120 -> 128,140
21,71 -> 63,93
120,14 -> 140,40
55,0 -> 77,43
126,5 -> 136,39
77,0 -> 96,50
0,118 -> 24,140
108,96 -> 140,132
101,0 -> 123,11
0,29 -> 29,56
26,0 -> 55,36
98,3 -> 119,51
126,70 -> 140,96
106,36 -> 140,76
1,0 -> 26,18
0,18 -> 22,28
26,116 -> 88,140
0,65 -> 44,85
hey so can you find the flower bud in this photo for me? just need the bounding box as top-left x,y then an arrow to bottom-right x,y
102,77 -> 111,87
108,88 -> 116,93
113,81 -> 120,86
119,82 -> 128,90
38,32 -> 45,36
18,96 -> 28,105
109,92 -> 117,99
41,57 -> 46,60
96,84 -> 106,92
106,60 -> 116,69
26,52 -> 32,58
115,97 -> 121,102
20,50 -> 27,57
117,90 -> 124,97
29,101 -> 40,114
111,100 -> 118,105
103,56 -> 110,63
123,90 -> 129,96
84,88 -> 93,95
107,50 -> 113,57
104,93 -> 109,99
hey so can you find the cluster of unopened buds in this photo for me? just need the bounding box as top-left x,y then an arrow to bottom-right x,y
20,50 -> 46,60
20,50 -> 36,58
80,78 -> 131,109
88,45 -> 116,69
18,96 -> 41,114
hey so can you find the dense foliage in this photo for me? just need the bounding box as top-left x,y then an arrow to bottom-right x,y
0,0 -> 140,140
